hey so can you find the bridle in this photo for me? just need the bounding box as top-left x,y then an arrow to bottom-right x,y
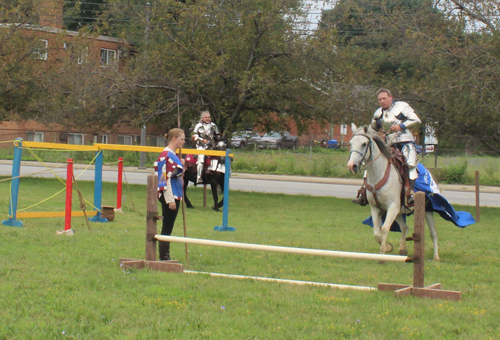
350,132 -> 393,212
349,134 -> 374,171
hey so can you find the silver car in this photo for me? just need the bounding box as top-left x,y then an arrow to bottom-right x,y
258,131 -> 298,150
230,131 -> 261,148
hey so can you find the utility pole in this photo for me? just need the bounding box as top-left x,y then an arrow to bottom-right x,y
139,2 -> 151,169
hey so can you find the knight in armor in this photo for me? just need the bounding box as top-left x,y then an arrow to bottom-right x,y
192,111 -> 220,184
352,88 -> 421,207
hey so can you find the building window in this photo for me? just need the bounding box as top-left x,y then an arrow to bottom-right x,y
34,39 -> 48,60
101,135 -> 109,144
78,47 -> 89,64
68,133 -> 85,145
100,48 -> 117,66
26,131 -> 44,142
118,135 -> 132,145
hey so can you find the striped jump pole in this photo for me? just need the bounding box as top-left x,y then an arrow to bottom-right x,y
154,235 -> 409,262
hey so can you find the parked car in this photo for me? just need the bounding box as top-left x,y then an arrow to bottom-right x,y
258,131 -> 299,150
230,131 -> 261,148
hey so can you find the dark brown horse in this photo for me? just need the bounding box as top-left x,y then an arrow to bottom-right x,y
183,140 -> 227,212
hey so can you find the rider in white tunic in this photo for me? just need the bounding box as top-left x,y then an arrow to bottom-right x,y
192,111 -> 220,184
352,88 -> 421,206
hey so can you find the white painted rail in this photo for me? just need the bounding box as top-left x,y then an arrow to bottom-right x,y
155,235 -> 409,262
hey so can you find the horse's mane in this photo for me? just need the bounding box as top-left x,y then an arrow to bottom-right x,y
354,125 -> 394,160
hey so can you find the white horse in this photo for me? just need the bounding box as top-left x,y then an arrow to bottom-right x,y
347,126 -> 440,261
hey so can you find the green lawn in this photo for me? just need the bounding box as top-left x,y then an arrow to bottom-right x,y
0,177 -> 499,339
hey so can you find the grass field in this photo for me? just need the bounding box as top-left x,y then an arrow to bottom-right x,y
1,177 -> 499,339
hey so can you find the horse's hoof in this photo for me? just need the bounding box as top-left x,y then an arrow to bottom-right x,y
187,206 -> 195,209
433,256 -> 441,262
399,249 -> 408,256
387,243 -> 394,253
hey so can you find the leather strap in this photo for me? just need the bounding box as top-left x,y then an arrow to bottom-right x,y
364,159 -> 392,211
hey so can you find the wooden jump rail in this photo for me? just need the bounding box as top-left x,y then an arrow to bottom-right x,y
155,235 -> 409,262
120,175 -> 461,301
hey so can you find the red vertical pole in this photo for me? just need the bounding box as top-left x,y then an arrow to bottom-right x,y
116,157 -> 123,211
65,159 -> 74,231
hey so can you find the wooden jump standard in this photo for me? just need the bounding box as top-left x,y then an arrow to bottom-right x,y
120,176 -> 461,300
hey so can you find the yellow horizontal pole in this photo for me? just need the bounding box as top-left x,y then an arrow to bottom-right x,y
19,141 -> 232,157
95,143 -> 164,153
96,144 -> 231,157
22,141 -> 98,151
17,211 -> 98,218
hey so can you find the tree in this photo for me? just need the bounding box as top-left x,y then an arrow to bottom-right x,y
314,0 -> 500,154
75,0 -> 333,135
0,2 -> 52,121
63,0 -> 107,31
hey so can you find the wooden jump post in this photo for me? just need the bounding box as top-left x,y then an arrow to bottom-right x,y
120,174 -> 184,273
377,192 -> 462,301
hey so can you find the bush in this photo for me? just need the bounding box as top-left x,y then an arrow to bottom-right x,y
443,161 -> 468,183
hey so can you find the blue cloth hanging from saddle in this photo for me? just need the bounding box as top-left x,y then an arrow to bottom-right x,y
362,163 -> 476,232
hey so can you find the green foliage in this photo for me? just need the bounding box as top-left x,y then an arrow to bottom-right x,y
443,161 -> 468,183
0,177 -> 499,338
231,148 -> 354,178
92,0 -> 331,134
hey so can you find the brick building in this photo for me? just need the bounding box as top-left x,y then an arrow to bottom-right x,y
0,0 -> 165,148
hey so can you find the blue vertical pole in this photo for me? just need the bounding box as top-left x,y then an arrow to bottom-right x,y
214,149 -> 235,231
3,138 -> 23,227
89,150 -> 108,222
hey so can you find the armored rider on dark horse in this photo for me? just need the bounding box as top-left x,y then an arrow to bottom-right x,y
192,110 -> 221,185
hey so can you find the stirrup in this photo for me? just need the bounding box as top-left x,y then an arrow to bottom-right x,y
351,194 -> 368,206
406,192 -> 415,207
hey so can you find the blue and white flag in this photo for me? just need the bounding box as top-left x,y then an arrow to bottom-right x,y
362,163 -> 475,232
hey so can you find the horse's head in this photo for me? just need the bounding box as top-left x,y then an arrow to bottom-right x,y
214,138 -> 227,151
347,126 -> 373,173
347,125 -> 392,173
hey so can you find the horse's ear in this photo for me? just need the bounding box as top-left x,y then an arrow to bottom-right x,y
363,125 -> 368,133
351,123 -> 357,131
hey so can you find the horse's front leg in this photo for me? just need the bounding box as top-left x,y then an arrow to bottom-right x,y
217,174 -> 224,209
209,175 -> 221,212
183,176 -> 194,209
379,206 -> 399,255
395,214 -> 409,256
425,211 -> 440,261
370,206 -> 384,246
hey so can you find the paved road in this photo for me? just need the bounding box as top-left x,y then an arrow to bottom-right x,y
1,162 -> 499,207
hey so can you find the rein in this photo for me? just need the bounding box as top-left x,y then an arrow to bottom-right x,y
352,133 -> 393,211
